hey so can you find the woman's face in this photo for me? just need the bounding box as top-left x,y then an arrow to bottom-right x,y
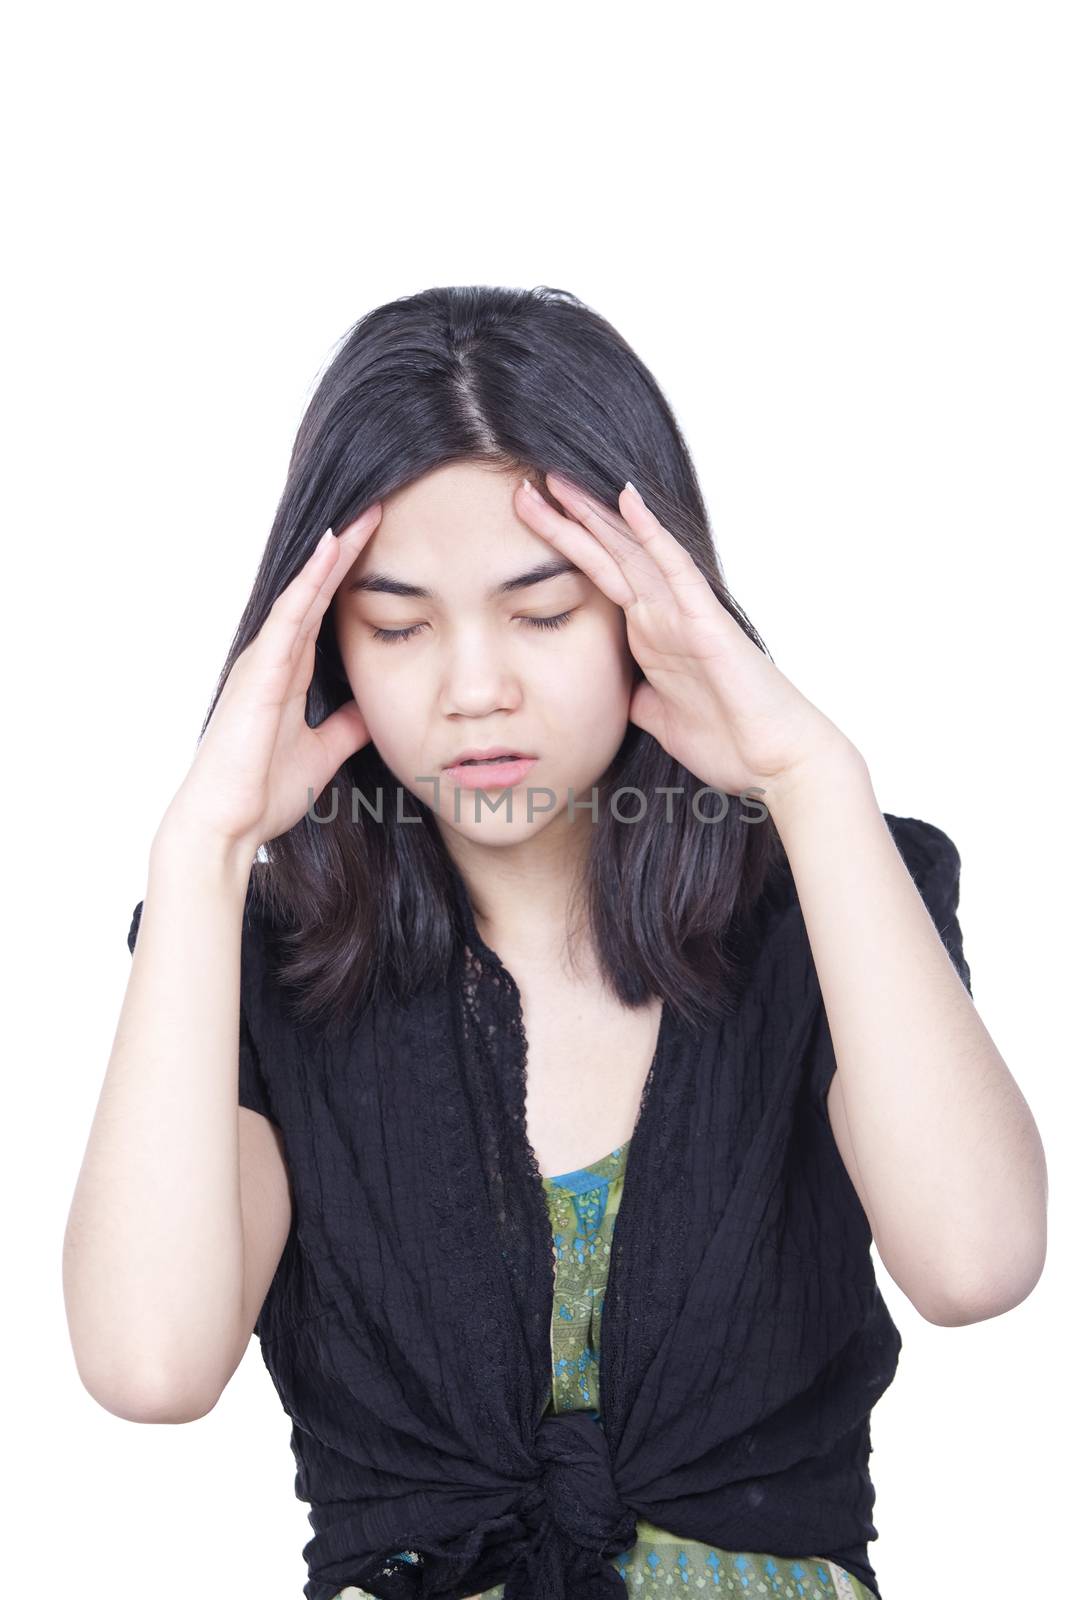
329,460 -> 635,848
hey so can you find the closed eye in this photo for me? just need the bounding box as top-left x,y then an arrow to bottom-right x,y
371,611 -> 577,645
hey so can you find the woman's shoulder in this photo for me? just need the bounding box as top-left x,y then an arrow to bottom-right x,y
127,859 -> 280,948
756,809 -> 960,901
741,808 -> 964,958
742,808 -> 970,1004
881,811 -> 963,881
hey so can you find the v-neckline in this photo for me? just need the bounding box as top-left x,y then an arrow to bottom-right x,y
544,1137 -> 632,1189
451,869 -> 669,1168
449,862 -> 681,1470
452,876 -> 670,1197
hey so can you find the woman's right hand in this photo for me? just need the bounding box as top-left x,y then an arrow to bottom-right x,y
162,505 -> 384,860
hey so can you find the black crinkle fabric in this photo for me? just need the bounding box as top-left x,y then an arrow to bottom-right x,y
126,811 -> 971,1600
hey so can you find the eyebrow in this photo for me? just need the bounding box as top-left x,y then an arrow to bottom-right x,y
345,557 -> 582,601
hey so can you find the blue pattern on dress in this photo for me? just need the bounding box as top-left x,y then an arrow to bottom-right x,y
333,1139 -> 878,1600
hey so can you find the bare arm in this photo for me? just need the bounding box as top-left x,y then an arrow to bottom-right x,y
767,748 -> 1047,1326
62,815 -> 286,1420
62,502 -> 383,1422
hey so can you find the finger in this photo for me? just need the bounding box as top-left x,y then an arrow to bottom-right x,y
309,698 -> 369,785
293,510 -> 381,651
255,625 -> 318,717
551,474 -> 719,625
516,480 -> 636,609
263,505 -> 382,666
540,474 -> 671,608
614,480 -> 703,604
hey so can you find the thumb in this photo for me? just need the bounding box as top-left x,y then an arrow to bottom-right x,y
628,680 -> 665,744
313,698 -> 370,778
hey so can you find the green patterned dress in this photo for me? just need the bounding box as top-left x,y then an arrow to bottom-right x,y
334,1140 -> 878,1600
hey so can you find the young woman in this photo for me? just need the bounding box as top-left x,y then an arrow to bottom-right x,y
64,285 -> 1046,1600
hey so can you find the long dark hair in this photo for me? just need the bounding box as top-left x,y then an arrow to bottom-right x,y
201,285 -> 787,1035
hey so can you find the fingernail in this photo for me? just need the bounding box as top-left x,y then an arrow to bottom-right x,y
318,527 -> 335,548
624,481 -> 644,505
522,477 -> 544,502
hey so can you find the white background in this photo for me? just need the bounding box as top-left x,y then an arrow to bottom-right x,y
6,3 -> 1062,1597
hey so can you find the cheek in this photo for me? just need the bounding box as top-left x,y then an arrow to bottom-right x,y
333,640 -> 408,745
556,615 -> 634,725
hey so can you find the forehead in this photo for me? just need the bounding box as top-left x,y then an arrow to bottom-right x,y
346,461 -> 581,600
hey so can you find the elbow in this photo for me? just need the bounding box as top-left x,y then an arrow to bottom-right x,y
75,1360 -> 224,1424
916,1239 -> 1047,1328
921,1281 -> 1041,1327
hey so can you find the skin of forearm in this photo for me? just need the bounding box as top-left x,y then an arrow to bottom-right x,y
766,752 -> 1047,1322
62,808 -> 258,1418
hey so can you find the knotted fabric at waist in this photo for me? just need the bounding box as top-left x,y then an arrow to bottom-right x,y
506,1411 -> 636,1599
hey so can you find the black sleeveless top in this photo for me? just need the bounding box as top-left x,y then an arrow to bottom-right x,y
127,812 -> 971,1600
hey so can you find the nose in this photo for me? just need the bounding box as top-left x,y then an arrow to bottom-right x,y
440,629 -> 523,718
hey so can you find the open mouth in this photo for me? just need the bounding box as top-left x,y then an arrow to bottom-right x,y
444,753 -> 538,789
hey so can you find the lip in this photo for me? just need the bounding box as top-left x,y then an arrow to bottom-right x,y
442,752 -> 538,790
445,745 -> 537,767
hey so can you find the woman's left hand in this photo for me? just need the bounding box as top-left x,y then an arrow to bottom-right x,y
515,473 -> 861,806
